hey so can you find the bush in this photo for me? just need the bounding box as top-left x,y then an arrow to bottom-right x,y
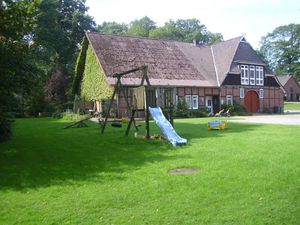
174,100 -> 189,118
221,104 -> 247,116
52,110 -> 63,119
190,107 -> 209,117
174,100 -> 209,118
0,116 -> 12,142
62,112 -> 90,121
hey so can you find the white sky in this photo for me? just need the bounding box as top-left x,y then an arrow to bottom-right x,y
86,0 -> 300,49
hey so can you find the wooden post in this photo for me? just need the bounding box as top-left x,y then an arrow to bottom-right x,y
143,66 -> 150,139
101,84 -> 117,134
125,110 -> 136,136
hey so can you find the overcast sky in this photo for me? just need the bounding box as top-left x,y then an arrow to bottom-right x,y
86,0 -> 299,49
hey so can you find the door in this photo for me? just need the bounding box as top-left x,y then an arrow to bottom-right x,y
205,96 -> 213,115
244,91 -> 259,113
212,95 -> 220,114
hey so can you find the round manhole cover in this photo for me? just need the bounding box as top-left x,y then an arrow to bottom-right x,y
168,167 -> 199,174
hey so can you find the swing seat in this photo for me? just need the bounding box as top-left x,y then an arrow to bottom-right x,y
111,122 -> 122,128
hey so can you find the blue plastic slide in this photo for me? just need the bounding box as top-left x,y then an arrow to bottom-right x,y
149,107 -> 187,146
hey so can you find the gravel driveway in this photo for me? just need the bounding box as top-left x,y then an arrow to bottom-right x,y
231,110 -> 300,125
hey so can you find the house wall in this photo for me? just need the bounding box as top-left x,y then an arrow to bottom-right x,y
283,78 -> 300,101
221,86 -> 284,113
103,86 -> 218,117
100,84 -> 284,117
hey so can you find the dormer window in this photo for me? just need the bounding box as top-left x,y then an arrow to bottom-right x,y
241,65 -> 249,85
240,64 -> 264,86
255,66 -> 264,85
249,66 -> 255,85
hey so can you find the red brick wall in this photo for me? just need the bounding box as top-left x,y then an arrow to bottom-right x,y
284,77 -> 300,101
113,85 -> 284,117
220,86 -> 284,113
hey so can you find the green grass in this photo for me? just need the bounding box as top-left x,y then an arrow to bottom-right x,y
284,102 -> 300,110
0,118 -> 299,225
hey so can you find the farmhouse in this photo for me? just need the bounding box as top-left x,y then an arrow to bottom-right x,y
73,32 -> 284,116
277,75 -> 300,102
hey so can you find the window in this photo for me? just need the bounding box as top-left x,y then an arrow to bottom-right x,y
185,95 -> 192,109
240,64 -> 264,86
226,95 -> 233,105
240,65 -> 249,85
240,88 -> 245,98
256,66 -> 264,85
192,95 -> 198,109
259,89 -> 264,98
249,66 -> 255,85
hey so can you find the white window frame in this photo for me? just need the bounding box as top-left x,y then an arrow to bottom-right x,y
240,87 -> 245,98
256,66 -> 264,86
259,89 -> 264,98
240,65 -> 249,85
249,66 -> 255,85
226,95 -> 233,105
185,95 -> 192,109
192,95 -> 198,109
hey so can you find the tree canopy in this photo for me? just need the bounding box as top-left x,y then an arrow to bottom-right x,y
259,24 -> 300,80
0,0 -> 96,117
149,19 -> 223,44
95,17 -> 223,45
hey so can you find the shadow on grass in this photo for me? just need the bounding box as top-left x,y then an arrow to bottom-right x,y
0,118 -> 261,191
0,118 -> 190,191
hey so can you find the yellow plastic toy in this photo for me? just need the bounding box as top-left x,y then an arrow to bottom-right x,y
208,120 -> 228,130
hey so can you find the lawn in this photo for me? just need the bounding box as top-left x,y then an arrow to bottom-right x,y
0,118 -> 299,225
284,102 -> 300,110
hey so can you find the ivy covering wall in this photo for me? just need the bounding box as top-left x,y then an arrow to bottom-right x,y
80,44 -> 113,100
72,37 -> 88,95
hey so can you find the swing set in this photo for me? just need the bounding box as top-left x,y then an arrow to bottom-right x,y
100,65 -> 153,138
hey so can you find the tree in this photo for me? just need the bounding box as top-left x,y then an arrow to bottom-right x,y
35,0 -> 95,72
149,22 -> 182,41
0,0 -> 40,112
95,21 -> 128,35
149,19 -> 223,44
33,0 -> 95,113
126,16 -> 156,37
0,0 -> 41,140
259,24 -> 300,80
45,69 -> 67,108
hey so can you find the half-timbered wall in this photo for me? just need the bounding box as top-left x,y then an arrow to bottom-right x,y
221,86 -> 284,113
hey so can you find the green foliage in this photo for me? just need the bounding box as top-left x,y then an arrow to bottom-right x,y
259,23 -> 300,80
95,21 -> 128,35
190,107 -> 209,117
221,104 -> 247,116
0,0 -> 39,41
35,0 -> 95,69
174,99 -> 190,118
0,116 -> 12,142
149,19 -> 223,44
73,36 -> 88,94
62,112 -> 90,121
126,16 -> 156,37
175,99 -> 208,118
80,45 -> 113,100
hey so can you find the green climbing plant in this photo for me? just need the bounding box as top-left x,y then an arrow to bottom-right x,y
72,37 -> 89,95
80,44 -> 113,100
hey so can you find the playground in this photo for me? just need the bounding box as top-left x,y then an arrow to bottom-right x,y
0,117 -> 299,225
